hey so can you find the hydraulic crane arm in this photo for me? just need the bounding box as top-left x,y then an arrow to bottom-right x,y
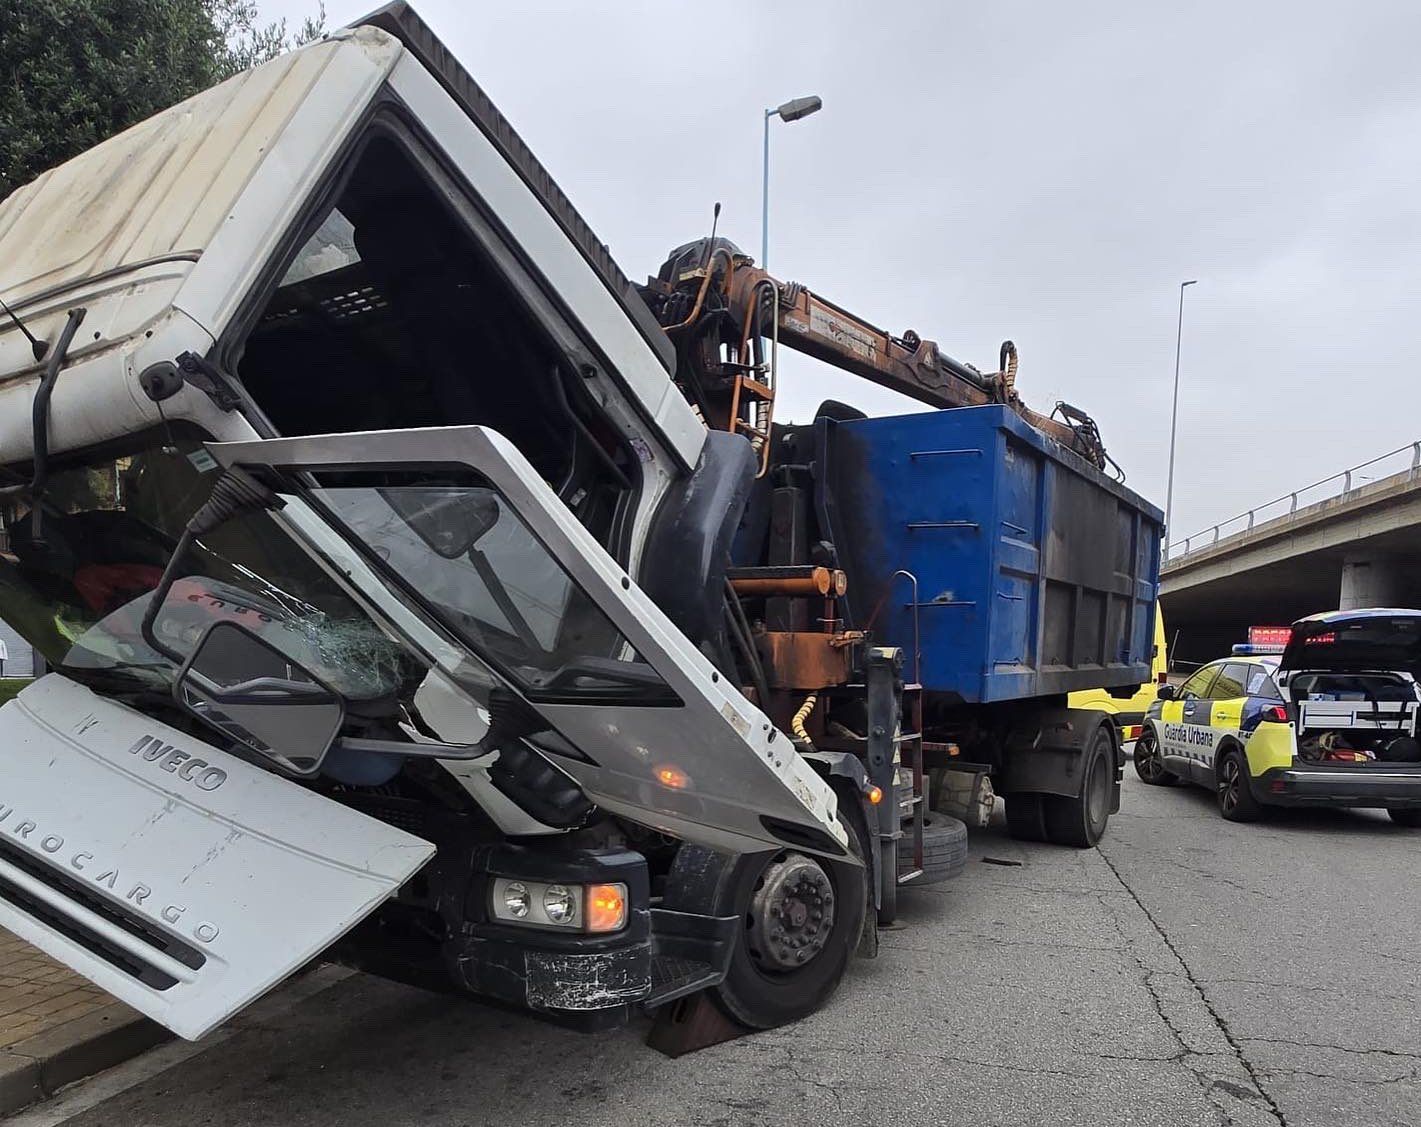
639,238 -> 1116,476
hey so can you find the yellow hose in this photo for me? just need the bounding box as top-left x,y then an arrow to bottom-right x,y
791,693 -> 818,745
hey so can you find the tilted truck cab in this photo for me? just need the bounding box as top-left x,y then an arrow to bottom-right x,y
0,3 -> 1160,1045
0,8 -> 862,1040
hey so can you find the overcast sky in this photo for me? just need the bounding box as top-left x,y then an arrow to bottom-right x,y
262,0 -> 1421,542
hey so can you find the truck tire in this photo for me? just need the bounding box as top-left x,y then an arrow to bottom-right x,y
896,813 -> 969,885
1042,720 -> 1114,847
663,811 -> 868,1030
1005,793 -> 1048,841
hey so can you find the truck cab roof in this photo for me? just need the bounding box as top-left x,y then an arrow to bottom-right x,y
0,7 -> 700,471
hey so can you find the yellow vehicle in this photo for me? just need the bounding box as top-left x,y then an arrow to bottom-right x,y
1069,606 -> 1168,742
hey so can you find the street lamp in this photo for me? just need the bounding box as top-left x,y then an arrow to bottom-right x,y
761,95 -> 823,269
1163,279 -> 1198,559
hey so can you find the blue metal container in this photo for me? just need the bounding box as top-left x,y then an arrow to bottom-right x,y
816,405 -> 1163,703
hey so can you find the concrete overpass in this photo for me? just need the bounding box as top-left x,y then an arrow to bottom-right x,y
1159,441 -> 1421,665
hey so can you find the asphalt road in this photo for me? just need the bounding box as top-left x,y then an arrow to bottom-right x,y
10,766 -> 1419,1127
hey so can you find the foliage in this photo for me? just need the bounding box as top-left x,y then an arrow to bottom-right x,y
0,0 -> 325,200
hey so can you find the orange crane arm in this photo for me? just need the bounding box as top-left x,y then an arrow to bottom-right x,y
642,240 -> 1112,473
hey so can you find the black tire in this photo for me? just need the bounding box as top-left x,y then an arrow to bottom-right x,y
1042,720 -> 1115,847
1216,745 -> 1263,822
1388,807 -> 1421,827
1005,793 -> 1048,842
896,813 -> 969,886
666,810 -> 868,1030
1132,724 -> 1178,786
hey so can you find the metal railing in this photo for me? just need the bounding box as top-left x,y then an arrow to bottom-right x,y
1166,439 -> 1421,561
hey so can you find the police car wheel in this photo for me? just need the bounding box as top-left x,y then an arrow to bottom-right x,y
1388,808 -> 1421,828
1216,747 -> 1263,822
1132,726 -> 1177,786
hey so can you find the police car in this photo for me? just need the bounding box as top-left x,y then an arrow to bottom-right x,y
1133,611 -> 1421,824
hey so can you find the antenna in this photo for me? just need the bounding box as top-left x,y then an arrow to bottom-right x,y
0,295 -> 47,362
701,202 -> 722,269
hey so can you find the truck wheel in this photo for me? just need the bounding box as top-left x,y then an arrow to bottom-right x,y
1132,725 -> 1177,786
897,813 -> 969,885
665,813 -> 868,1030
1388,808 -> 1421,828
1005,793 -> 1048,841
1042,722 -> 1114,847
1216,746 -> 1263,822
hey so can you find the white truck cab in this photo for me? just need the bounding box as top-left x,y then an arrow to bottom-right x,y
0,6 -> 858,1040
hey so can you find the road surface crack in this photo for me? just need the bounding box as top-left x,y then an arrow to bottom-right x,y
1096,847 -> 1291,1127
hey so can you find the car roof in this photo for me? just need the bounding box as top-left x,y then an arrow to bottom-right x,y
1294,608 -> 1421,625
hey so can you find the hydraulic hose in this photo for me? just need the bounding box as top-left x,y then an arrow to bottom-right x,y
791,692 -> 818,751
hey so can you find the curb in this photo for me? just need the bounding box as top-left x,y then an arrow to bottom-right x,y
0,1004 -> 169,1117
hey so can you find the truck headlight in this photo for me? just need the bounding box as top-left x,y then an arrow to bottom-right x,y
502,881 -> 530,919
542,884 -> 575,924
489,878 -> 629,933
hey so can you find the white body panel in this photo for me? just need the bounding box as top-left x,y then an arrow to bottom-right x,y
0,28 -> 703,489
0,676 -> 434,1039
1296,698 -> 1418,735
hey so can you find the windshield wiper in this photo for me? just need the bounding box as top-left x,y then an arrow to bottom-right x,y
0,307 -> 86,543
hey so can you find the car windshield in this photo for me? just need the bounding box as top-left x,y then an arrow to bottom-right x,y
0,429 -> 425,702
304,475 -> 675,704
0,430 -> 673,715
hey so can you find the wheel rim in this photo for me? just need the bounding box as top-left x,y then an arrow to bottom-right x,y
1136,731 -> 1163,780
745,853 -> 836,973
1219,757 -> 1240,812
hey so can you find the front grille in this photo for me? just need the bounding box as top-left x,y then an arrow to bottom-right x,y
0,837 -> 205,991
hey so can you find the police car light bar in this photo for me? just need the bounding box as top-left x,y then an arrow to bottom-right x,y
1232,643 -> 1286,655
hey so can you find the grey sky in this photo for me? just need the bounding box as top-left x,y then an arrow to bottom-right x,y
263,0 -> 1421,542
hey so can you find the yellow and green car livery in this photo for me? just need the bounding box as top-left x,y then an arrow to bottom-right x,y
1134,655 -> 1294,819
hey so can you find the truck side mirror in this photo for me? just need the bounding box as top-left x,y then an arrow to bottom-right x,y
176,620 -> 344,777
1156,683 -> 1176,701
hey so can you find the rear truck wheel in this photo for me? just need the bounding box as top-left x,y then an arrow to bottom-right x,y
1005,793 -> 1048,841
663,803 -> 868,1031
1133,725 -> 1178,786
896,813 -> 969,885
1043,720 -> 1115,847
1216,746 -> 1263,822
1388,807 -> 1421,828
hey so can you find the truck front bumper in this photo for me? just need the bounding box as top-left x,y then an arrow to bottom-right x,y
447,845 -> 736,1031
1255,764 -> 1421,809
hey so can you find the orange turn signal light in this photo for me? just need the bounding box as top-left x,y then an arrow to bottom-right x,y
866,784 -> 884,805
586,883 -> 628,933
654,765 -> 690,789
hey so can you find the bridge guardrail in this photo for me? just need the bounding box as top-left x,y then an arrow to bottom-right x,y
1166,440 -> 1421,562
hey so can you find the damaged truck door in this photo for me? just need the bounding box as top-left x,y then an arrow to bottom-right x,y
199,425 -> 849,860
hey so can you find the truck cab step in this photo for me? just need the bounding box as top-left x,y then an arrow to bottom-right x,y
645,955 -> 723,1008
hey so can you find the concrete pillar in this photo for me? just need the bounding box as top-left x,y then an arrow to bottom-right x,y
1339,553 -> 1405,610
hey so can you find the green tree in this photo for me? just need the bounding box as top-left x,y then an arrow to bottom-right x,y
0,0 -> 325,201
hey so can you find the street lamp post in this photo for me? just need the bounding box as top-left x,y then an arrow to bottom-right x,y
1164,279 -> 1198,558
761,95 -> 823,270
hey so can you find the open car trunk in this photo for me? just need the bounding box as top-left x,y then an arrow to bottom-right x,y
1281,611 -> 1421,764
